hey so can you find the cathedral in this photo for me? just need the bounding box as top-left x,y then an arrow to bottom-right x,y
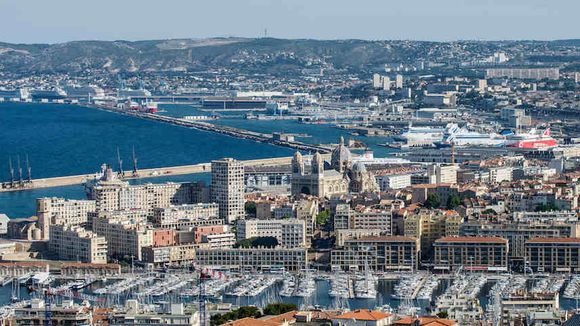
291,137 -> 379,198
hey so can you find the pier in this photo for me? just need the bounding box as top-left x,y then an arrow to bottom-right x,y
87,104 -> 332,154
0,157 -> 294,193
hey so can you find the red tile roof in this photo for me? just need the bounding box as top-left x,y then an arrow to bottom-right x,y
527,237 -> 580,244
394,316 -> 457,326
334,309 -> 392,321
262,311 -> 297,324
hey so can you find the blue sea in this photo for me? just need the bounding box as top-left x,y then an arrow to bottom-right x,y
0,103 -> 394,218
0,103 -> 291,217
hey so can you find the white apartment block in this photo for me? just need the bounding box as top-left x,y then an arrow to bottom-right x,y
236,218 -> 306,248
36,197 -> 96,240
376,174 -> 412,191
334,204 -> 392,234
201,232 -> 236,249
89,178 -> 194,212
485,68 -> 559,80
211,158 -> 245,224
92,215 -> 153,261
48,225 -> 107,264
489,167 -> 513,183
427,164 -> 458,184
152,204 -> 219,228
88,209 -> 149,226
295,199 -> 319,239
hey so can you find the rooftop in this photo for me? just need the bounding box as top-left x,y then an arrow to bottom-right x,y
527,237 -> 580,244
334,309 -> 392,321
435,236 -> 508,244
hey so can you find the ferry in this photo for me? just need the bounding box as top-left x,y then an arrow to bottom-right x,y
435,128 -> 506,148
395,123 -> 460,143
506,128 -> 557,149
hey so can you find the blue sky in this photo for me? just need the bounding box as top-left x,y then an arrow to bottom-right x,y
0,0 -> 578,43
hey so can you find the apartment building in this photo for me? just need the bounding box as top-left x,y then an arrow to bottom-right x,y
331,236 -> 420,272
92,215 -> 153,261
433,236 -> 509,272
236,218 -> 306,248
335,229 -> 383,247
295,199 -> 319,239
152,203 -> 219,229
334,204 -> 392,233
485,68 -> 559,80
88,169 -> 195,212
376,174 -> 412,191
36,197 -> 96,240
201,233 -> 236,249
427,164 -> 458,184
48,225 -> 107,264
141,243 -> 198,266
525,237 -> 580,273
211,158 -> 245,224
404,210 -> 463,258
460,221 -> 578,260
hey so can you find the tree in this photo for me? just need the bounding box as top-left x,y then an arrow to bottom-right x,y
245,202 -> 257,215
482,208 -> 497,215
210,306 -> 261,325
235,236 -> 279,248
316,209 -> 330,226
447,195 -> 461,209
263,303 -> 298,315
535,203 -> 559,212
424,193 -> 441,209
436,311 -> 449,319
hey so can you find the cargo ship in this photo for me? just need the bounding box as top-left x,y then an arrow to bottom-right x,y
506,128 -> 557,149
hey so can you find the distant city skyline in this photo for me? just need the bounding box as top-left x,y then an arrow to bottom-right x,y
0,0 -> 578,44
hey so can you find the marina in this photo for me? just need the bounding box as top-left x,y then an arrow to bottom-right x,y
0,269 -> 578,320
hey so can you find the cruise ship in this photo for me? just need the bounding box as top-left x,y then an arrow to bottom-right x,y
506,128 -> 557,149
395,123 -> 460,142
436,128 -> 506,147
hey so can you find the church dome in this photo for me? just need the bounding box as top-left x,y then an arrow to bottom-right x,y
352,161 -> 367,173
331,136 -> 352,169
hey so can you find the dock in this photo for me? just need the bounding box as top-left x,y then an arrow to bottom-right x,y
87,104 -> 332,154
0,156 -> 295,193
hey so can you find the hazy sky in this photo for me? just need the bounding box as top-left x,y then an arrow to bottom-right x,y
0,0 -> 578,43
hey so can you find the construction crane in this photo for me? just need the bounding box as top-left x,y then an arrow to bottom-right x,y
25,154 -> 31,182
117,147 -> 124,177
189,264 -> 227,326
132,146 -> 138,177
43,286 -> 52,326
